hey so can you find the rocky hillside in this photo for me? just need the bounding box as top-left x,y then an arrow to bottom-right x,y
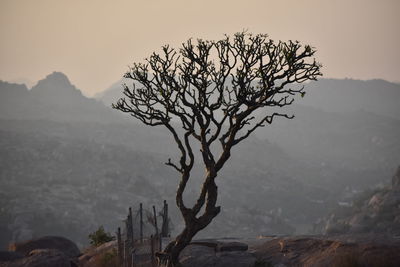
0,72 -> 121,123
315,167 -> 400,235
1,73 -> 400,250
0,128 -> 171,248
296,78 -> 400,119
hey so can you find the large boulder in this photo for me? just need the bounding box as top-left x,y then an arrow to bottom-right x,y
8,236 -> 80,258
0,249 -> 72,267
78,240 -> 117,267
0,251 -> 24,262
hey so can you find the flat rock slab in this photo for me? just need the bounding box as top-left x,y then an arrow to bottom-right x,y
180,243 -> 255,267
217,242 -> 248,252
189,240 -> 249,252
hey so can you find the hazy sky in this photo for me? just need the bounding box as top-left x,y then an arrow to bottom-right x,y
1,0 -> 399,96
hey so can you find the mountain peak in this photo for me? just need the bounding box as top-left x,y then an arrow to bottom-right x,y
30,71 -> 84,100
45,71 -> 70,83
33,71 -> 72,89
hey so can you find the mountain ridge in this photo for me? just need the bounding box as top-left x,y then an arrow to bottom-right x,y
95,77 -> 400,120
0,72 -> 123,123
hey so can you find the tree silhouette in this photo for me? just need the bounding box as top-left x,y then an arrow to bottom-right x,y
113,32 -> 322,266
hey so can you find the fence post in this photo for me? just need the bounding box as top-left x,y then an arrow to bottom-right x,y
126,209 -> 134,267
161,200 -> 169,237
139,203 -> 143,243
128,207 -> 134,243
153,205 -> 159,237
159,233 -> 162,252
123,238 -> 128,267
166,202 -> 169,236
150,235 -> 155,267
117,227 -> 123,267
130,207 -> 135,267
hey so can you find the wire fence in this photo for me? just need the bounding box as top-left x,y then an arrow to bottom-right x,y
116,200 -> 170,267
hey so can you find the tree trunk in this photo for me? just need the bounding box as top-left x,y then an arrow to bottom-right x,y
157,180 -> 220,267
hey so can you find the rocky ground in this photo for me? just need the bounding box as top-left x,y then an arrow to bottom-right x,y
179,235 -> 400,267
1,234 -> 399,267
0,236 -> 80,267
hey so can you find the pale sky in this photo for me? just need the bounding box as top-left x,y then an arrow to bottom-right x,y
1,0 -> 399,96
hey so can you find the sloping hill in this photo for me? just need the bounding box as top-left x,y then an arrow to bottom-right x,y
1,73 -> 400,249
297,78 -> 400,119
0,72 -> 122,123
0,128 -> 171,248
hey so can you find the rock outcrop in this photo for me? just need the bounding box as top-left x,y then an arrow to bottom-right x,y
253,235 -> 400,267
8,236 -> 80,258
0,251 -> 23,262
78,240 -> 117,267
2,236 -> 80,267
317,166 -> 400,235
0,249 -> 72,267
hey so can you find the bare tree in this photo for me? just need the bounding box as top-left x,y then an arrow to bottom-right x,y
113,32 -> 322,266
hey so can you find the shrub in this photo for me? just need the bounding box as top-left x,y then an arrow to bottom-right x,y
88,225 -> 115,247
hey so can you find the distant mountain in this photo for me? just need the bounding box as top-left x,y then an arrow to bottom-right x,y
0,72 -> 122,123
96,78 -> 400,120
256,104 -> 400,173
30,72 -> 85,102
94,78 -> 125,107
0,81 -> 31,119
297,78 -> 400,119
1,73 -> 400,247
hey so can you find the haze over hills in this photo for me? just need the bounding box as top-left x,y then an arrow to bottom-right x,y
296,78 -> 400,119
0,72 -> 122,123
96,78 -> 400,119
0,73 -> 399,249
96,76 -> 400,178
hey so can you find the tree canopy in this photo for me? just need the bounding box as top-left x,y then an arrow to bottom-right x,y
113,32 -> 322,266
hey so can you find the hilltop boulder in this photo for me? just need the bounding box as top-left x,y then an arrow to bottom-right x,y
8,236 -> 80,258
0,249 -> 72,267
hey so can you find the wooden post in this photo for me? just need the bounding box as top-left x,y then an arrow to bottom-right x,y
130,207 -> 135,267
128,207 -> 134,242
159,233 -> 162,251
117,227 -> 123,267
161,200 -> 169,237
124,238 -> 128,267
139,203 -> 143,243
150,235 -> 155,267
153,205 -> 158,237
125,211 -> 133,267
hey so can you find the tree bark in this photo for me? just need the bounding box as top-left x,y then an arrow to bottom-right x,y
158,180 -> 220,267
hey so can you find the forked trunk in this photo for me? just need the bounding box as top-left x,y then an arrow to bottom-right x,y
157,180 -> 220,266
159,227 -> 196,266
157,212 -> 218,267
